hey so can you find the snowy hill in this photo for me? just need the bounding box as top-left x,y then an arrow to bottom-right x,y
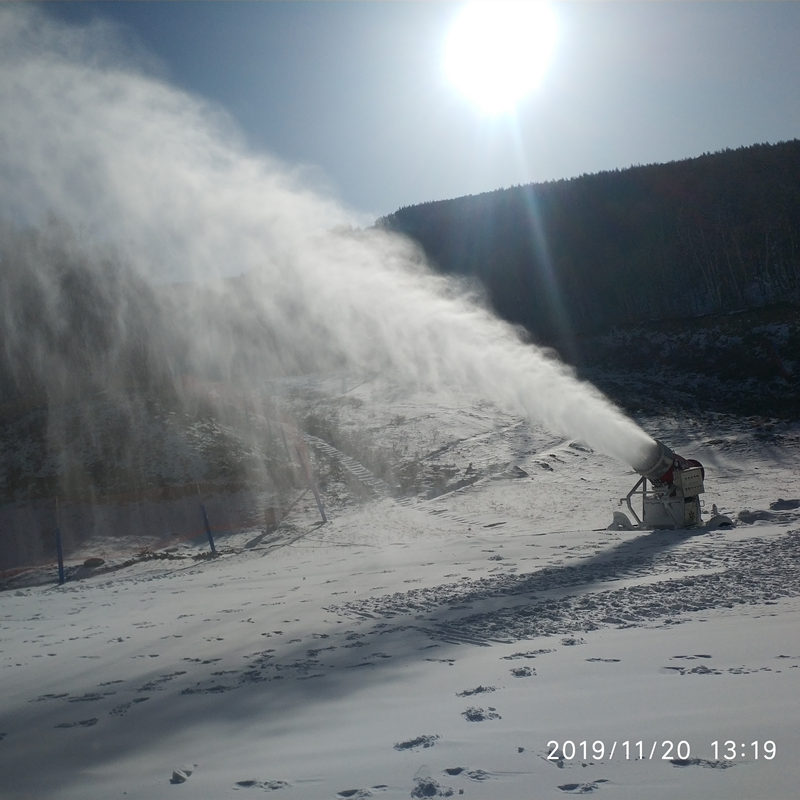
2,383 -> 799,800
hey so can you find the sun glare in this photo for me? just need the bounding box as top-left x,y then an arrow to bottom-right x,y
444,1 -> 557,114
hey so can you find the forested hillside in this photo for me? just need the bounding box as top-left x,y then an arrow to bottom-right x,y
379,141 -> 800,343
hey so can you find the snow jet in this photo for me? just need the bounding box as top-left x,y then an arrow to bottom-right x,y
0,5 -> 656,493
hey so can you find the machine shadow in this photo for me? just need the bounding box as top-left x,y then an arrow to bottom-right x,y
464,526 -> 702,607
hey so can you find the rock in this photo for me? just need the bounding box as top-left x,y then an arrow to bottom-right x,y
170,766 -> 193,784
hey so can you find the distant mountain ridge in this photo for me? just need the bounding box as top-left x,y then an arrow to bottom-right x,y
378,140 -> 800,345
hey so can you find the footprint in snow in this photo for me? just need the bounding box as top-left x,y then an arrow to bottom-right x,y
170,764 -> 198,784
411,776 -> 455,798
456,685 -> 496,697
30,693 -> 69,703
394,734 -> 439,750
108,697 -> 149,717
233,779 -> 290,790
68,692 -> 113,703
558,780 -> 608,793
671,758 -> 734,769
462,706 -> 501,722
672,654 -> 712,660
54,717 -> 98,729
444,767 -> 492,781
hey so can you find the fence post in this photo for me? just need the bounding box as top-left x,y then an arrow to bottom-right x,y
200,503 -> 217,555
55,525 -> 65,585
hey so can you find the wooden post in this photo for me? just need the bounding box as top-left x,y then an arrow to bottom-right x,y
54,498 -> 65,585
200,503 -> 217,555
55,525 -> 65,585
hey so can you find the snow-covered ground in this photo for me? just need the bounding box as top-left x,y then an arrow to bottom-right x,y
2,387 -> 799,800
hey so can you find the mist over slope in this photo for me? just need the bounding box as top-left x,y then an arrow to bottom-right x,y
0,6 -> 660,569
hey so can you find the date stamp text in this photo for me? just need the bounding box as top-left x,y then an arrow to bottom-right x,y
546,739 -> 777,763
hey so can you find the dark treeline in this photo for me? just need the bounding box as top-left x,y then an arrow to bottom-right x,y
378,140 -> 800,344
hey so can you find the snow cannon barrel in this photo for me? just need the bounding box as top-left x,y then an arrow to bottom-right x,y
632,438 -> 681,483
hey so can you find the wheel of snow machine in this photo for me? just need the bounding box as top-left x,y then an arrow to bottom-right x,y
705,514 -> 734,530
608,511 -> 636,531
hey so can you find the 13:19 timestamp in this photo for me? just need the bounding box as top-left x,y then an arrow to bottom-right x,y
711,740 -> 777,760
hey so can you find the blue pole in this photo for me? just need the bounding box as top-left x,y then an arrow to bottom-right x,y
55,526 -> 65,585
200,503 -> 217,555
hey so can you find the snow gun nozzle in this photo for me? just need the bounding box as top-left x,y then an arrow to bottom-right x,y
632,438 -> 681,483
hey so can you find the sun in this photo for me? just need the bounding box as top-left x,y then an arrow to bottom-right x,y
444,1 -> 558,114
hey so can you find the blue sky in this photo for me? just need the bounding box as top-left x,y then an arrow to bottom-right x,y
42,1 -> 800,220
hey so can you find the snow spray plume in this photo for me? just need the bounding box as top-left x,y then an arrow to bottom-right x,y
0,6 -> 656,512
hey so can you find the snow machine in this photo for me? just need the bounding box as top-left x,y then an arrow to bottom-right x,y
609,439 -> 733,531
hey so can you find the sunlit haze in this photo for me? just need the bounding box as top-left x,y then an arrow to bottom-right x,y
444,1 -> 558,114
33,1 -> 800,218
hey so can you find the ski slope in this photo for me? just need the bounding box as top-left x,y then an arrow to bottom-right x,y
2,389 -> 799,800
